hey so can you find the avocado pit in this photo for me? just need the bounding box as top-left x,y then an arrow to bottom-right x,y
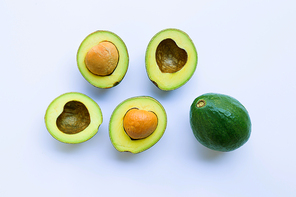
123,108 -> 158,140
155,39 -> 188,73
85,41 -> 119,76
56,101 -> 90,134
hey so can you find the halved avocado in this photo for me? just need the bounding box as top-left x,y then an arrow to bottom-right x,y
45,92 -> 103,144
145,28 -> 198,91
109,96 -> 167,153
77,30 -> 129,88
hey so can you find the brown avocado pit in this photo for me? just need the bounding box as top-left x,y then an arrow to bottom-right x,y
84,41 -> 119,76
56,101 -> 91,134
123,108 -> 158,140
77,31 -> 129,89
109,96 -> 167,153
155,38 -> 188,73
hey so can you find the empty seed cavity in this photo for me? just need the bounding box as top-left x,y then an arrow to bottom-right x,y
155,39 -> 188,73
56,101 -> 90,134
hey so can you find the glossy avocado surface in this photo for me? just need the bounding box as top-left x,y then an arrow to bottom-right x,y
190,93 -> 251,152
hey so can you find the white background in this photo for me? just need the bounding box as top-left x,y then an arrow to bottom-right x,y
1,0 -> 296,196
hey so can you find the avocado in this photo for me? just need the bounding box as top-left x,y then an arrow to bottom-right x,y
145,28 -> 198,91
45,92 -> 103,144
77,30 -> 129,88
109,96 -> 167,153
190,93 -> 251,152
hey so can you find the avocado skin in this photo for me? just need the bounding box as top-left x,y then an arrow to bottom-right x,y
190,93 -> 251,152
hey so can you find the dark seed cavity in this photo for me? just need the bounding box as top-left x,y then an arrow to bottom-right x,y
56,101 -> 91,134
155,39 -> 188,73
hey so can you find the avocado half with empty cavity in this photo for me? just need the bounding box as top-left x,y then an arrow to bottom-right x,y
45,92 -> 103,144
109,96 -> 167,153
77,30 -> 129,88
145,28 -> 198,91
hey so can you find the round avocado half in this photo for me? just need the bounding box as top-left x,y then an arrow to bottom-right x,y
45,92 -> 103,144
109,96 -> 167,154
77,30 -> 129,89
190,93 -> 251,152
145,28 -> 198,91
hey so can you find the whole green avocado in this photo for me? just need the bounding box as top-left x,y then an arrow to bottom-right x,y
190,93 -> 251,152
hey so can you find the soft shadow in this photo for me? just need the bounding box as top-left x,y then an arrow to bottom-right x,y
83,80 -> 112,99
195,143 -> 226,161
51,139 -> 83,153
111,147 -> 146,162
147,80 -> 174,99
114,150 -> 137,161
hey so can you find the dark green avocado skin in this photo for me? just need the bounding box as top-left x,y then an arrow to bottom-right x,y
190,93 -> 251,152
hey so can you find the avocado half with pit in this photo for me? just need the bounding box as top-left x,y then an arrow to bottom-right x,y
145,28 -> 198,91
45,92 -> 103,144
109,96 -> 167,153
190,93 -> 251,152
77,30 -> 129,88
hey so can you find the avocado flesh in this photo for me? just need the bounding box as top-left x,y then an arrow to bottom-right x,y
146,28 -> 197,91
190,93 -> 251,152
77,31 -> 129,89
109,96 -> 167,153
45,92 -> 103,144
